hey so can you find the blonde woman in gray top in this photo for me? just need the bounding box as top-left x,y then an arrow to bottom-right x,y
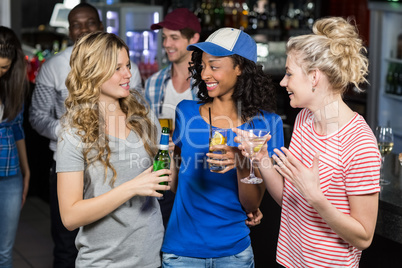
56,31 -> 170,267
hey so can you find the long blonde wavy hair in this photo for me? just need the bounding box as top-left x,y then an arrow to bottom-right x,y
64,31 -> 158,186
286,17 -> 369,93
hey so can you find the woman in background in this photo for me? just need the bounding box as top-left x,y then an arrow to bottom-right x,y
0,26 -> 30,267
56,31 -> 170,267
235,17 -> 381,268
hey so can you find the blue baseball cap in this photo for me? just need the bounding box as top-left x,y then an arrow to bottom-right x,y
187,28 -> 257,63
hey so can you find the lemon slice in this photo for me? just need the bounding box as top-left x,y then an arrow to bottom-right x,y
210,132 -> 226,146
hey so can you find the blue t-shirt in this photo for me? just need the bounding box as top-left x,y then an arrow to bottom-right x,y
161,100 -> 284,258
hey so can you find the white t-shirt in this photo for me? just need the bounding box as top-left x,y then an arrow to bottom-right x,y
159,79 -> 193,122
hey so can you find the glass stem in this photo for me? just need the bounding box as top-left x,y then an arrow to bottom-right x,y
249,158 -> 255,178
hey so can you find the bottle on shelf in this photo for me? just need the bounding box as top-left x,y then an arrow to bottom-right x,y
203,0 -> 214,31
239,0 -> 249,30
397,33 -> 402,59
52,40 -> 60,55
396,64 -> 402,96
224,0 -> 234,27
153,127 -> 171,194
267,2 -> 279,30
256,0 -> 268,29
303,0 -> 315,29
392,63 -> 401,95
214,0 -> 225,29
385,62 -> 395,94
282,2 -> 296,31
194,1 -> 204,26
248,2 -> 258,30
232,0 -> 244,29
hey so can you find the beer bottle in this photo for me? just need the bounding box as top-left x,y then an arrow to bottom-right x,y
153,127 -> 171,193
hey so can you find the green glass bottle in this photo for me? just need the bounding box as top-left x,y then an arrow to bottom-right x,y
385,63 -> 395,94
153,127 -> 170,193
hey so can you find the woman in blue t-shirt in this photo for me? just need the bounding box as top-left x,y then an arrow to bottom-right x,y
161,28 -> 284,268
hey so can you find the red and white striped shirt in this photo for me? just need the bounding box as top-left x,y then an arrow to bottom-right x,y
277,109 -> 381,268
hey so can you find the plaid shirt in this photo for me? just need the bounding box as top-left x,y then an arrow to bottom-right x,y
144,63 -> 199,116
0,109 -> 25,177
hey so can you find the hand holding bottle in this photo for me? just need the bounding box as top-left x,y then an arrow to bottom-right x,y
126,166 -> 171,198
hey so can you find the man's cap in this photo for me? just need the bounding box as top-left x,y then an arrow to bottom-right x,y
150,8 -> 201,33
187,28 -> 257,63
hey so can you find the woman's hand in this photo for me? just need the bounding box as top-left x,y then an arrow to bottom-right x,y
21,170 -> 30,208
245,208 -> 263,227
130,166 -> 172,198
232,128 -> 271,163
206,144 -> 239,173
272,147 -> 323,205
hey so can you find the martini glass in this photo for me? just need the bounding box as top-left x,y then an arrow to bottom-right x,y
241,129 -> 270,184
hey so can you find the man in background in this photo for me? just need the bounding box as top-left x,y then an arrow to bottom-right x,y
145,8 -> 201,228
29,3 -> 142,267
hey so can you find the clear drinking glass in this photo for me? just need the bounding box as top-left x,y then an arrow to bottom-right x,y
375,126 -> 394,186
208,128 -> 228,172
241,129 -> 270,184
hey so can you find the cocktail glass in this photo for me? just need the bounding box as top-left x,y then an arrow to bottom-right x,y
241,129 -> 270,184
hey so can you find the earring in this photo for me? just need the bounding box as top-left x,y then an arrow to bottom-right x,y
312,88 -> 316,92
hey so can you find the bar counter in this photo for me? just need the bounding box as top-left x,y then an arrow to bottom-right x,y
375,153 -> 402,244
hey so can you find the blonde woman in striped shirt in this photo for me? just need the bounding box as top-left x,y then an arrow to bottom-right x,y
234,17 -> 380,267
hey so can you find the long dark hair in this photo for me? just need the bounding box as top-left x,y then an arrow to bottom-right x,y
0,26 -> 28,121
188,49 -> 277,123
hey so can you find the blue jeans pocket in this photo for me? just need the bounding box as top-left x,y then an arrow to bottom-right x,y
232,245 -> 254,261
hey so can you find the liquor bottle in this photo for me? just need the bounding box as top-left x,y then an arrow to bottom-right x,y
397,34 -> 402,59
153,127 -> 171,193
267,2 -> 279,30
52,40 -> 60,55
248,3 -> 258,30
303,0 -> 315,29
194,1 -> 204,26
385,62 -> 394,94
392,63 -> 401,95
257,1 -> 267,29
282,2 -> 296,30
232,0 -> 241,29
203,0 -> 214,31
239,0 -> 249,30
214,0 -> 225,29
224,0 -> 234,27
200,0 -> 208,31
396,64 -> 402,96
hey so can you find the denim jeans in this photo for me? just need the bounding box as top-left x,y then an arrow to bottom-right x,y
0,171 -> 22,268
162,244 -> 255,268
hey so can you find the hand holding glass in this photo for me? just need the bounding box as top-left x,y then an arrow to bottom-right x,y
241,129 -> 270,184
208,129 -> 227,172
375,126 -> 394,186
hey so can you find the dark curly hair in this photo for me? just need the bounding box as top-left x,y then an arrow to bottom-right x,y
188,48 -> 276,123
